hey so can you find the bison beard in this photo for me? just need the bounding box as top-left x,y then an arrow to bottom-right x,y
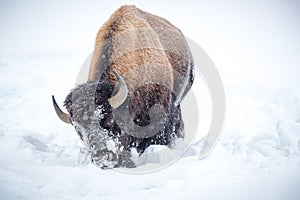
63,81 -> 184,169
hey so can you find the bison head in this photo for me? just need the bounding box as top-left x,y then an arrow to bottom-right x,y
52,71 -> 136,169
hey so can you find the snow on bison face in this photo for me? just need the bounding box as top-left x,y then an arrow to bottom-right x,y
64,82 -> 130,169
52,72 -> 136,169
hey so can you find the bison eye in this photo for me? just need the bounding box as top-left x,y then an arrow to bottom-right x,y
134,110 -> 151,127
130,104 -> 134,110
102,114 -> 115,129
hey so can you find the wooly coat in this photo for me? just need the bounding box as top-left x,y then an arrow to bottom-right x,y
52,5 -> 194,169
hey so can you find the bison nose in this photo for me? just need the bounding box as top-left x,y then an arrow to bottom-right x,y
133,111 -> 151,127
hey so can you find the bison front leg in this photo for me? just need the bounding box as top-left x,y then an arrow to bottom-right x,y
134,104 -> 184,155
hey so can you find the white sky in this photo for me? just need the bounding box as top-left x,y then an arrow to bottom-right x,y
0,0 -> 299,93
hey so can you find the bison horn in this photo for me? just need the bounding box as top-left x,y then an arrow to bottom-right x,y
108,70 -> 128,109
52,95 -> 72,124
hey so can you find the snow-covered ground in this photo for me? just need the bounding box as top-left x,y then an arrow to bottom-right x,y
1,1 -> 300,199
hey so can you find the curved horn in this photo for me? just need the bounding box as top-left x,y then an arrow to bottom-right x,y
52,95 -> 72,124
108,70 -> 128,109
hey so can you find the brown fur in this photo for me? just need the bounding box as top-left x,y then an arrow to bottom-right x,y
88,5 -> 194,100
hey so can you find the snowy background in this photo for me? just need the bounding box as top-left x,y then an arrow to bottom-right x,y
1,0 -> 300,199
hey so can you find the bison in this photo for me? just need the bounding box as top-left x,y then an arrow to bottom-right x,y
52,5 -> 194,169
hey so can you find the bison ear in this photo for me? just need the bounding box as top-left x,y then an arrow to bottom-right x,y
52,95 -> 72,124
108,70 -> 128,109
